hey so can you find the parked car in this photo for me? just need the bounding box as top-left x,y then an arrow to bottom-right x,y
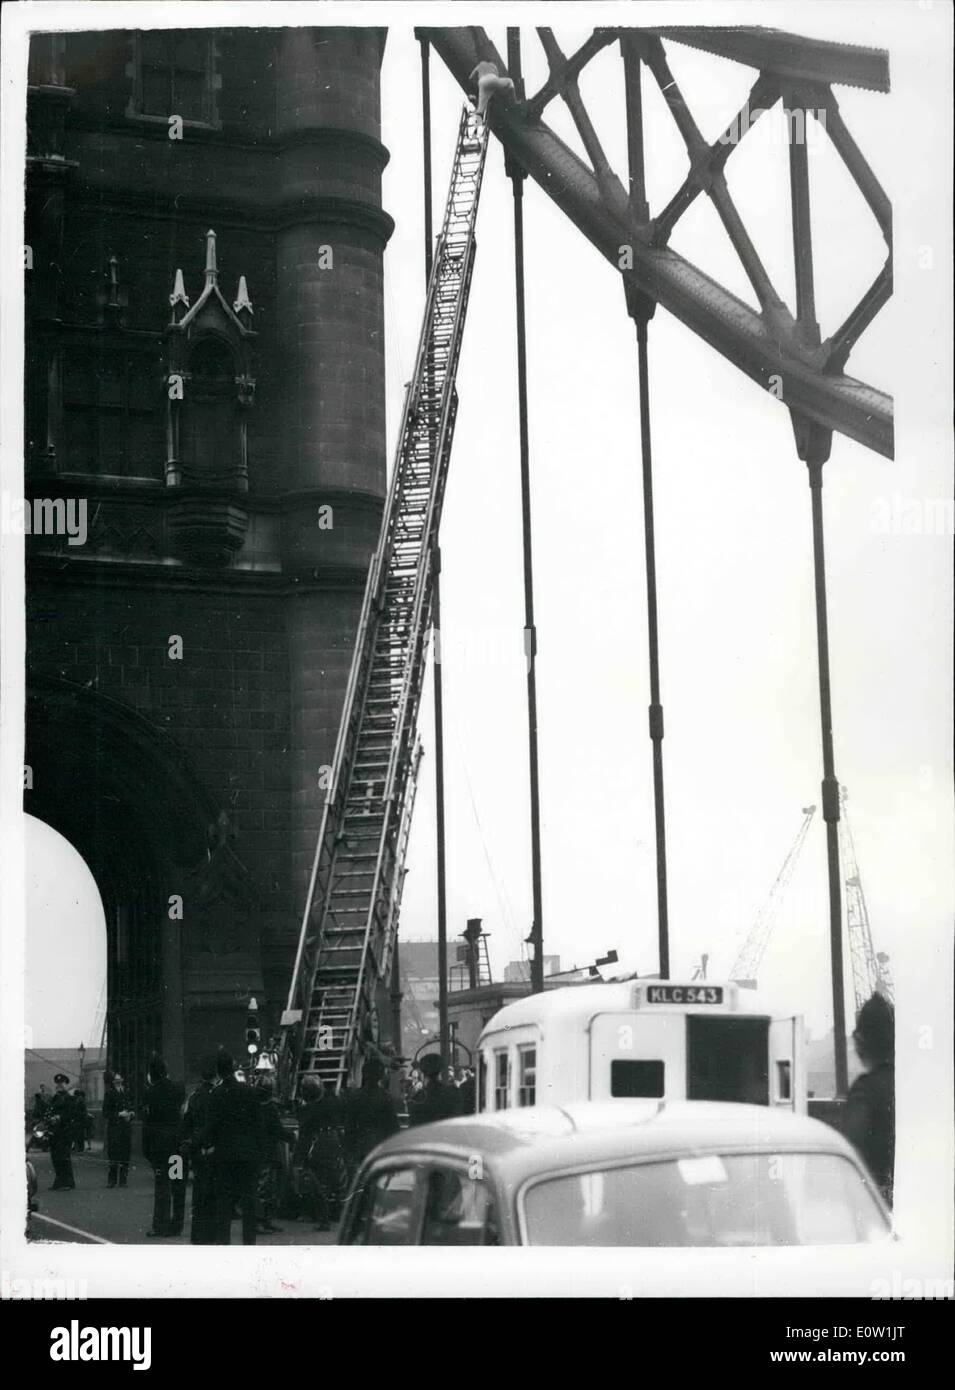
338,1100 -> 894,1251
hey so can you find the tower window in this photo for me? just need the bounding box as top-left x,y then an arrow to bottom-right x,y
62,347 -> 161,478
130,31 -> 217,126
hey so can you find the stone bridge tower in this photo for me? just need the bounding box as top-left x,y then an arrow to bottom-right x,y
24,27 -> 393,1096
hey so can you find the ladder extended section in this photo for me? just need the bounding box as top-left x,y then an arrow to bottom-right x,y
280,106 -> 489,1097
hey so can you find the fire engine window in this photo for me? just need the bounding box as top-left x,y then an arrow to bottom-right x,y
776,1060 -> 792,1101
494,1051 -> 509,1110
610,1059 -> 665,1098
518,1046 -> 536,1107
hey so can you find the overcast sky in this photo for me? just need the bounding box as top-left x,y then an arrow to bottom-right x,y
22,4 -> 952,1047
386,10 -> 952,1040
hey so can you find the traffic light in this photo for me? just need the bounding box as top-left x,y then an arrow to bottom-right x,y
245,996 -> 260,1056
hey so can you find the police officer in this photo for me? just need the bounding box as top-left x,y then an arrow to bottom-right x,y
71,1089 -> 91,1153
102,1071 -> 133,1188
408,1053 -> 462,1126
142,1053 -> 186,1237
342,1057 -> 400,1176
47,1074 -> 76,1190
181,1058 -> 217,1244
198,1050 -> 264,1245
254,1076 -> 289,1235
296,1078 -> 347,1232
843,993 -> 895,1207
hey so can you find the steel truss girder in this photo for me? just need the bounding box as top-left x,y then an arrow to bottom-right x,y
423,27 -> 893,459
649,26 -> 890,94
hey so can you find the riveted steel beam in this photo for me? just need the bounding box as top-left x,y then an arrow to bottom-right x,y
423,27 -> 893,459
648,26 -> 890,94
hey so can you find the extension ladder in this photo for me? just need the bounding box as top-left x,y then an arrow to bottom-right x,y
280,106 -> 489,1096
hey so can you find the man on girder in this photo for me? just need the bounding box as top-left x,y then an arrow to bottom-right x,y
469,61 -> 516,127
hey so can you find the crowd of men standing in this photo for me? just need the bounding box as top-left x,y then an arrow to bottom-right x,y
29,1047 -> 478,1242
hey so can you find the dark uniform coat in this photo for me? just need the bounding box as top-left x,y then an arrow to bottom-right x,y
47,1089 -> 76,1187
102,1084 -> 132,1164
141,1077 -> 184,1166
47,1090 -> 76,1141
843,1062 -> 895,1206
198,1077 -> 264,1164
296,1093 -> 348,1218
181,1081 -> 216,1245
408,1079 -> 462,1127
342,1082 -> 400,1169
181,1081 -> 215,1155
258,1097 -> 287,1167
199,1076 -> 265,1244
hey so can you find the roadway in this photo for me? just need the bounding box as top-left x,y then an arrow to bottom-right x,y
27,1144 -> 337,1247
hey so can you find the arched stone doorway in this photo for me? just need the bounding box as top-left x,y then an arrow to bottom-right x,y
24,675 -> 261,1103
25,814 -> 107,1061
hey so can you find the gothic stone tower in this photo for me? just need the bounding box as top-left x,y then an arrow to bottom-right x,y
24,27 -> 393,1096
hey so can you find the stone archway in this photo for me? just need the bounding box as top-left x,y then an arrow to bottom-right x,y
24,674 -> 261,1100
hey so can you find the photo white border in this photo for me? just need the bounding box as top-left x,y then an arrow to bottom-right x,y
2,0 -> 952,1299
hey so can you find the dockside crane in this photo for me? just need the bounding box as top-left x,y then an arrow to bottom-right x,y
729,806 -> 817,990
839,784 -> 894,1011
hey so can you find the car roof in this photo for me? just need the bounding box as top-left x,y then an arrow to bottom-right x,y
367,1101 -> 860,1185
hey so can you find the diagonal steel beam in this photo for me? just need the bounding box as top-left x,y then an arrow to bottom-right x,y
650,72 -> 778,246
422,27 -> 893,459
639,36 -> 790,326
537,27 -> 629,212
525,29 -> 618,122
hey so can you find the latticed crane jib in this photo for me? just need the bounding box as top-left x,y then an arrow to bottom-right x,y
728,804 -> 817,987
423,25 -> 893,460
839,784 -> 892,1012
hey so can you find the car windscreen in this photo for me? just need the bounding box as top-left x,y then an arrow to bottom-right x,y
521,1151 -> 890,1247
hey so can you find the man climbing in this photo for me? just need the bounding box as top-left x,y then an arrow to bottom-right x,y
469,60 -> 516,128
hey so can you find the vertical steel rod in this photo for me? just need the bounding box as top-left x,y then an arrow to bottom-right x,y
623,35 -> 669,977
508,29 -> 545,995
636,318 -> 670,979
789,110 -> 846,1096
808,458 -> 849,1097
